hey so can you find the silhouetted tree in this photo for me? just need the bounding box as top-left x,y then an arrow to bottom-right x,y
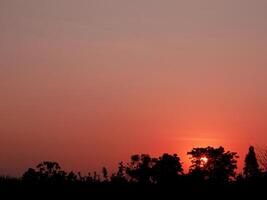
36,161 -> 61,176
23,161 -> 67,183
152,153 -> 183,184
188,146 -> 238,183
244,146 -> 260,179
126,154 -> 155,184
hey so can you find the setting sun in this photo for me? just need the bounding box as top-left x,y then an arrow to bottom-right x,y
200,157 -> 208,165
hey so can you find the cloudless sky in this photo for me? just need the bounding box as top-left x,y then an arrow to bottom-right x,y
1,0 -> 267,176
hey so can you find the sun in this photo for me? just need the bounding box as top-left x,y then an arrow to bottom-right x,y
200,156 -> 208,164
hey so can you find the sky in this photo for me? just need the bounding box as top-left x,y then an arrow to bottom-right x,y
1,0 -> 267,176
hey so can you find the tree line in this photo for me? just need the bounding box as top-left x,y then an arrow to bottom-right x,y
18,146 -> 266,185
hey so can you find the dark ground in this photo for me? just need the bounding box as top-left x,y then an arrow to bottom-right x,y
1,180 -> 266,199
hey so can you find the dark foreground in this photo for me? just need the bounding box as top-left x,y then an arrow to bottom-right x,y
1,180 -> 266,199
1,146 -> 266,199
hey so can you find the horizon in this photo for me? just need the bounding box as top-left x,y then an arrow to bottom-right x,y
1,0 -> 267,176
0,145 -> 261,177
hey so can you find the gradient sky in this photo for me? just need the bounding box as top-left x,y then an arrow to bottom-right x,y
1,0 -> 267,176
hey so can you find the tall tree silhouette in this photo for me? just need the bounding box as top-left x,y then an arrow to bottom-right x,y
188,146 -> 238,183
244,146 -> 260,179
152,153 -> 183,184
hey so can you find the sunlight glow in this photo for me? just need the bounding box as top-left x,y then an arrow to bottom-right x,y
200,156 -> 208,164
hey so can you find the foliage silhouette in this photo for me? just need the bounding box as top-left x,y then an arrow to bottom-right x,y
2,146 -> 267,199
23,161 -> 69,183
244,146 -> 260,179
152,153 -> 183,184
187,146 -> 238,183
126,154 -> 154,184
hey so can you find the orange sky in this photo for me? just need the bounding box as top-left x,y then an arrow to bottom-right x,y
1,0 -> 267,176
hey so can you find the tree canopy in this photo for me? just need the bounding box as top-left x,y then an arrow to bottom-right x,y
187,146 -> 238,183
